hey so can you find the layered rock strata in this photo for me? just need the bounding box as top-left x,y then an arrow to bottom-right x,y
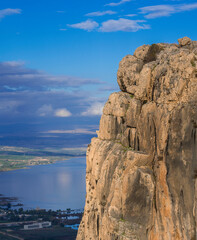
77,37 -> 197,240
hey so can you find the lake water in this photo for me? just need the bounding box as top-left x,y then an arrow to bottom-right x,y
0,157 -> 86,210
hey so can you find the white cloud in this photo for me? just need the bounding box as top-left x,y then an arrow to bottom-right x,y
81,102 -> 104,116
45,129 -> 97,135
85,10 -> 117,17
54,108 -> 72,117
68,18 -> 150,33
38,105 -> 72,118
0,8 -> 21,19
99,18 -> 150,32
105,0 -> 131,7
139,3 -> 197,19
67,19 -> 99,31
59,28 -> 67,31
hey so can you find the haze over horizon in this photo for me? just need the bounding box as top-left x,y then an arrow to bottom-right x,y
1,0 -> 197,147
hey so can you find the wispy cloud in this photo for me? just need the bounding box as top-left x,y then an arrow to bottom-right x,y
178,3 -> 197,11
59,28 -> 67,31
139,5 -> 175,19
68,19 -> 99,31
0,61 -> 102,91
85,10 -> 117,17
81,102 -> 104,116
99,18 -> 150,32
139,3 -> 197,19
0,8 -> 21,19
125,14 -> 137,17
54,108 -> 72,117
3,61 -> 25,67
37,104 -> 53,117
105,0 -> 131,7
98,85 -> 119,92
0,100 -> 22,113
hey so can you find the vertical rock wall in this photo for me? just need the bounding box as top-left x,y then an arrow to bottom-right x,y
77,37 -> 197,240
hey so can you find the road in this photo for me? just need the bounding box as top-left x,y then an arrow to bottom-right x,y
0,220 -> 36,226
0,230 -> 24,240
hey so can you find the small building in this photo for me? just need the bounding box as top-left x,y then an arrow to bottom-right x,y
24,221 -> 51,230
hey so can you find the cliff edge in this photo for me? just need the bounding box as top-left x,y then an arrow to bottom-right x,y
77,37 -> 197,240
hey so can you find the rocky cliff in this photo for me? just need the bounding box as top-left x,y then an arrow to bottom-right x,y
77,37 -> 197,240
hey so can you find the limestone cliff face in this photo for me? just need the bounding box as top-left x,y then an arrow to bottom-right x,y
77,37 -> 197,240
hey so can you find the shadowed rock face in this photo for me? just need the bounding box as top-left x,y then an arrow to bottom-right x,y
77,37 -> 197,240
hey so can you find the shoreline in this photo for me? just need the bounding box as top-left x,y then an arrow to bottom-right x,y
0,156 -> 86,211
0,155 -> 86,173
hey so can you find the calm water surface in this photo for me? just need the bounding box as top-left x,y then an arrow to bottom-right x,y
0,157 -> 86,210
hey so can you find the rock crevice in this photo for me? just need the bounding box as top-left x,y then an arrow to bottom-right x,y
77,37 -> 197,240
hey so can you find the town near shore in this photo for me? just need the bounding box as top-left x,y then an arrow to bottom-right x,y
0,196 -> 82,240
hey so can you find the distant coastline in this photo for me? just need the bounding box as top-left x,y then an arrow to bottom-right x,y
0,146 -> 86,172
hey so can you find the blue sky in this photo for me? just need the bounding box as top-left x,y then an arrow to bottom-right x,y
0,0 -> 197,146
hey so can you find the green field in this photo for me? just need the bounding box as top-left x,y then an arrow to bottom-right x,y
0,146 -> 86,171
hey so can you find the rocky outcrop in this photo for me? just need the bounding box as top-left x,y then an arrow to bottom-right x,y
77,37 -> 197,240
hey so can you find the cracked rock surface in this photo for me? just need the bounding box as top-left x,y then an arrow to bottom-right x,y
77,37 -> 197,240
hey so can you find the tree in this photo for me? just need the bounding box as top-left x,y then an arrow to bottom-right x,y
7,203 -> 11,209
